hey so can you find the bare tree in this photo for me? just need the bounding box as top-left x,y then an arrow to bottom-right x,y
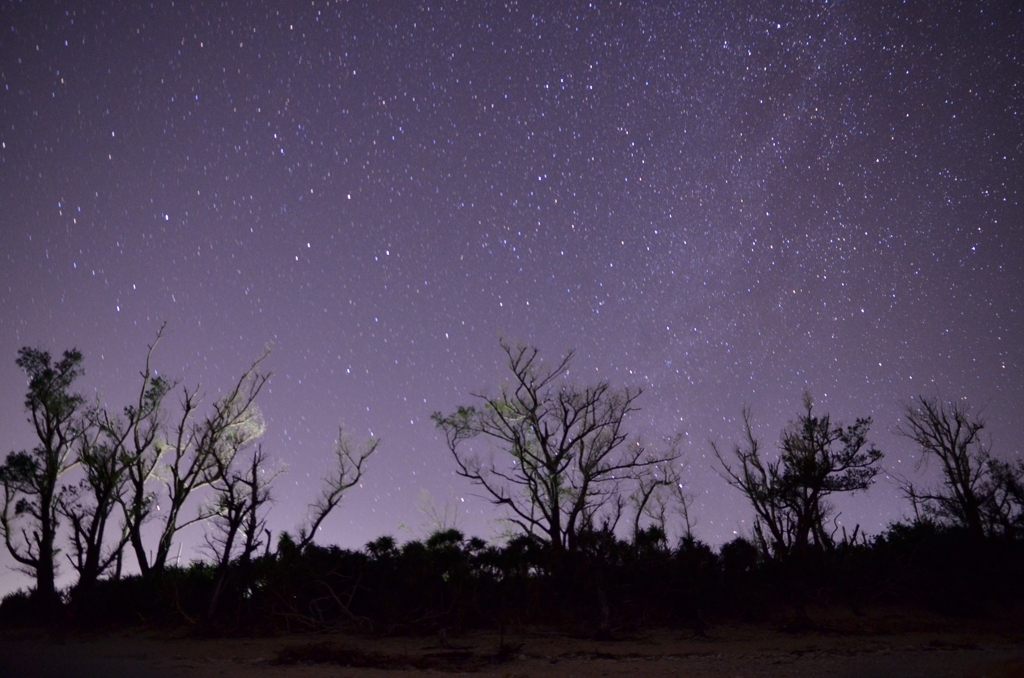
714,394 -> 883,560
432,341 -> 677,552
144,352 -> 269,575
987,458 -> 1024,539
203,445 -> 276,565
115,328 -> 174,578
897,397 -> 988,535
632,457 -> 696,545
712,409 -> 789,559
295,428 -> 378,551
897,396 -> 1024,537
59,412 -> 130,595
203,445 -> 277,617
0,348 -> 85,608
236,447 -> 277,565
1,335 -> 274,604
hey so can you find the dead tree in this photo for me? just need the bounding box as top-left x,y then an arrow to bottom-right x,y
897,396 -> 1024,537
295,428 -> 378,551
59,413 -> 130,595
203,445 -> 277,618
433,341 -> 677,552
631,452 -> 695,545
116,327 -> 175,578
144,352 -> 269,575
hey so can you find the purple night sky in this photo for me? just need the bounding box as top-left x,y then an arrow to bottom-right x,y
1,2 -> 1021,594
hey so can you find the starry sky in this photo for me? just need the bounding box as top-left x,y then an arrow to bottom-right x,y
1,1 -> 1021,593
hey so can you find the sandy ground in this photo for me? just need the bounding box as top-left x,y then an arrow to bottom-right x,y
2,612 -> 1023,678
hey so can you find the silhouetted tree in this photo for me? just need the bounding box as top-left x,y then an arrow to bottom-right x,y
0,348 -> 85,608
987,458 -> 1024,538
116,329 -> 174,578
108,332 -> 285,582
203,445 -> 276,617
897,396 -> 1024,538
236,447 -> 277,566
100,329 -> 175,577
714,394 -> 883,561
631,451 -> 694,544
138,350 -> 270,575
433,341 -> 677,552
295,427 -> 379,550
59,412 -> 129,595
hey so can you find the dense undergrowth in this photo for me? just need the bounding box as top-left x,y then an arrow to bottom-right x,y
2,520 -> 1021,636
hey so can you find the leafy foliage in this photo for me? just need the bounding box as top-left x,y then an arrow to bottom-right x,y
1,348 -> 86,608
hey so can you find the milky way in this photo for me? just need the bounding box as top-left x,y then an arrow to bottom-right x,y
1,1 -> 1021,593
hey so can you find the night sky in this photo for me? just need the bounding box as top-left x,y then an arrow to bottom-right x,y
1,1 -> 1021,593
